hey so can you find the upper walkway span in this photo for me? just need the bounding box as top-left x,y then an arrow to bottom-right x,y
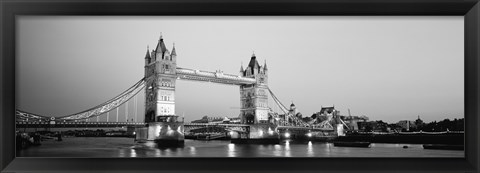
176,67 -> 256,85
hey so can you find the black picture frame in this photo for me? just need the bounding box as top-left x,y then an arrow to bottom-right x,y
1,0 -> 478,172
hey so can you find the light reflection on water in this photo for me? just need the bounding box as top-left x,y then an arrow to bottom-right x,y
273,144 -> 282,157
284,140 -> 291,157
227,143 -> 235,157
307,141 -> 314,157
119,148 -> 126,157
324,143 -> 332,157
18,137 -> 464,158
130,149 -> 137,157
189,146 -> 196,156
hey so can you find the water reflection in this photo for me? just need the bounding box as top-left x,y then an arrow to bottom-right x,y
165,148 -> 173,157
307,141 -> 314,157
160,147 -> 183,157
17,137 -> 464,158
227,143 -> 236,157
189,146 -> 196,156
119,148 -> 126,157
273,144 -> 282,157
285,140 -> 291,157
324,143 -> 332,157
130,149 -> 137,157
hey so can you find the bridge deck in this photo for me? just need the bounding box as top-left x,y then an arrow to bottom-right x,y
176,67 -> 256,85
185,123 -> 250,127
184,123 -> 333,131
16,122 -> 146,128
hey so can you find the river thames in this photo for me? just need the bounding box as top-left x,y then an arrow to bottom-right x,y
17,137 -> 464,157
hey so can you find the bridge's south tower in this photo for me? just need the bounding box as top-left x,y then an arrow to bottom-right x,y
239,53 -> 269,124
233,54 -> 278,143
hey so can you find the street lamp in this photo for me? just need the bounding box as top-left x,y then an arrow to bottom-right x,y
284,132 -> 291,138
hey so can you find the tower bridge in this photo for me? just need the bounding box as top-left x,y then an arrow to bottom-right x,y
16,34 -> 343,146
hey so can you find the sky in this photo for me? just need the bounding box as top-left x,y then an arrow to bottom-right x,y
16,16 -> 464,123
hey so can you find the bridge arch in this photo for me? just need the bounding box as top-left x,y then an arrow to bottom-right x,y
146,110 -> 155,123
245,113 -> 255,124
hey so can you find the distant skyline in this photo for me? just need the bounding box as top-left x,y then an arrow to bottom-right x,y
16,16 -> 463,123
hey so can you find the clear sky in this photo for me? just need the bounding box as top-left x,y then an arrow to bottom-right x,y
16,16 -> 464,123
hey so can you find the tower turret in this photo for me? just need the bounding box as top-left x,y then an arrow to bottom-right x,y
240,62 -> 244,76
263,60 -> 268,72
290,102 -> 297,115
155,34 -> 168,60
151,49 -> 156,61
247,53 -> 260,76
171,43 -> 177,62
145,46 -> 151,65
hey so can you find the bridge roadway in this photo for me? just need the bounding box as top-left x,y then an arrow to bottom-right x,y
184,123 -> 334,132
16,121 -> 146,128
176,67 -> 256,85
184,123 -> 337,140
16,121 -> 334,132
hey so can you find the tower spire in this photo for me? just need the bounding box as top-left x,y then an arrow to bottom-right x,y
171,42 -> 176,56
145,45 -> 151,59
156,32 -> 167,54
247,51 -> 260,74
240,61 -> 244,72
264,59 -> 268,71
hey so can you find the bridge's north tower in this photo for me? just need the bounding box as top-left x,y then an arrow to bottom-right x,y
239,54 -> 269,124
140,35 -> 183,145
144,35 -> 177,123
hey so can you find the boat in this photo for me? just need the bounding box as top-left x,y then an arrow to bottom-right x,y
195,134 -> 211,140
333,141 -> 371,148
195,133 -> 228,141
423,144 -> 464,150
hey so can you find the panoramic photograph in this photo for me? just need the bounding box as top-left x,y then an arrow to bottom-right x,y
15,16 -> 464,157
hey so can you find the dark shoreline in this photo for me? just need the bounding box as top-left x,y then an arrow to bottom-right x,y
337,133 -> 464,145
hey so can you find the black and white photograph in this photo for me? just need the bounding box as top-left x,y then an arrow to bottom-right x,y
15,16 -> 464,158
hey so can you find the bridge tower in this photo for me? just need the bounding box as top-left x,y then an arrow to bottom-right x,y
234,53 -> 279,143
144,34 -> 177,122
139,34 -> 183,146
239,53 -> 269,124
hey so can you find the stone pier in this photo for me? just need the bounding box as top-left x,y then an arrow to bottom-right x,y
135,121 -> 184,147
230,124 -> 280,144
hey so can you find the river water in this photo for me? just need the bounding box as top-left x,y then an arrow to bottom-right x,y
17,137 -> 464,157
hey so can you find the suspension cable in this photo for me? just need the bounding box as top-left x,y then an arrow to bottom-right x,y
50,78 -> 145,120
61,83 -> 145,121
